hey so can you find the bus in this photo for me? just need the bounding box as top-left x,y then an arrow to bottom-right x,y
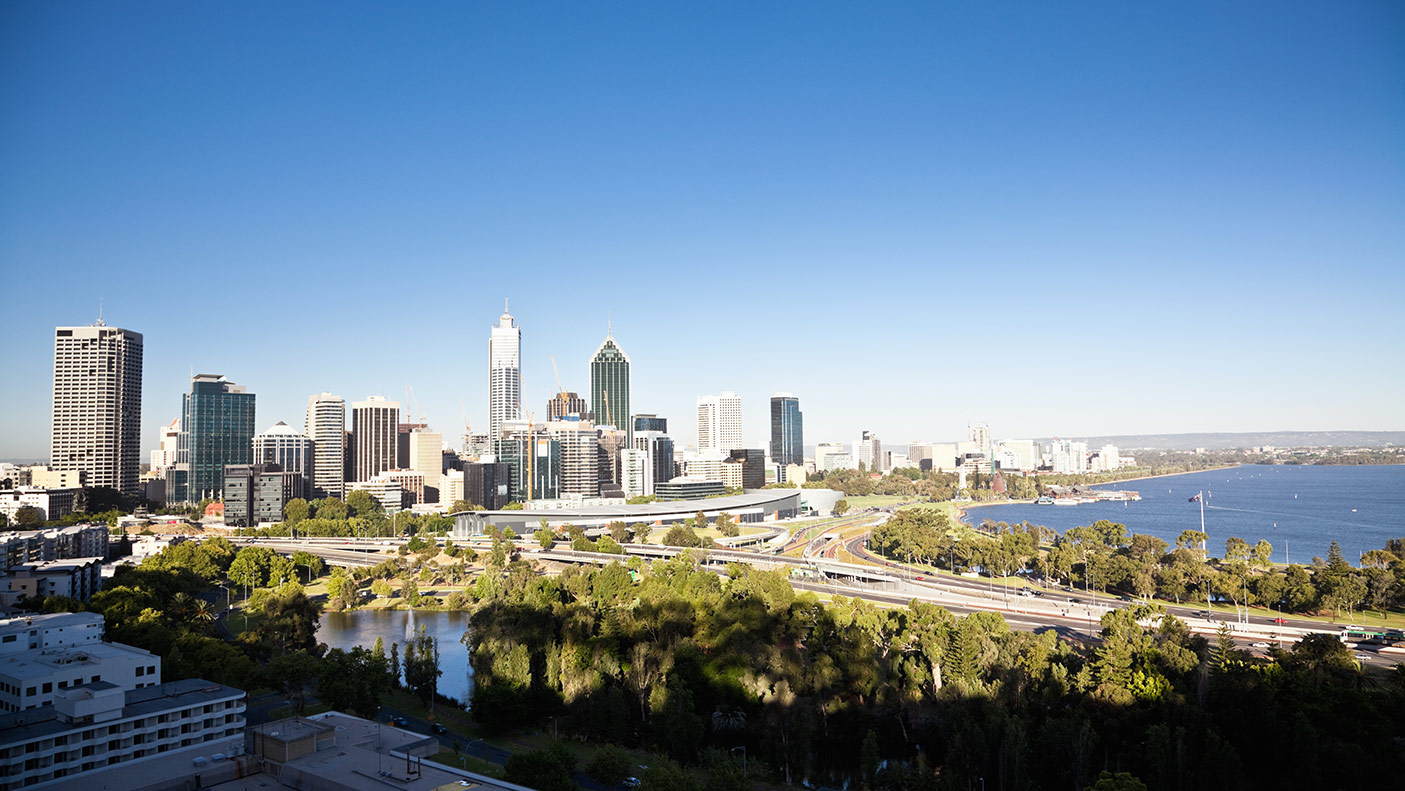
1339,626 -> 1404,645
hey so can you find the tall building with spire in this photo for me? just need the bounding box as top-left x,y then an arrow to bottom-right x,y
488,301 -> 521,442
589,325 -> 631,441
50,322 -> 143,495
304,392 -> 346,499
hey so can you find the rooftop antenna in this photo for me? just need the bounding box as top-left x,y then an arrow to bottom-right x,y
607,313 -> 612,338
96,298 -> 105,327
505,297 -> 509,314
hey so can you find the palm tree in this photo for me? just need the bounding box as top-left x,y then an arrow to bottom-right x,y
711,705 -> 746,735
190,600 -> 216,631
168,592 -> 193,621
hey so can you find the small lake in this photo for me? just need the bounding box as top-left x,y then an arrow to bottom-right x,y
318,609 -> 475,705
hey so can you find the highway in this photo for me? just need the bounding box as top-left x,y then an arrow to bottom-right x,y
227,532 -> 1402,656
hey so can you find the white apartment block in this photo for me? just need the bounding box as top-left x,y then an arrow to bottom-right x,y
0,678 -> 245,791
50,325 -> 143,496
620,449 -> 650,499
855,431 -> 881,472
0,614 -> 159,713
304,393 -> 346,499
682,450 -> 726,483
5,558 -> 104,602
0,489 -> 78,524
439,469 -> 465,509
995,439 -> 1041,472
547,420 -> 600,497
696,392 -> 742,453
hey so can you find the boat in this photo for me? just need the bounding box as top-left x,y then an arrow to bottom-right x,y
1035,496 -> 1055,505
1053,499 -> 1078,506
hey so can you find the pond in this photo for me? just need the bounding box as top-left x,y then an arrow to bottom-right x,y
317,609 -> 475,705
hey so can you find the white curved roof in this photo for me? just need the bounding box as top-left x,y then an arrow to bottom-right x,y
260,421 -> 302,436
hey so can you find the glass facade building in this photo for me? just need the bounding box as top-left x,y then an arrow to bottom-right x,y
633,414 -> 667,434
769,394 -> 803,467
173,375 -> 256,502
589,333 -> 631,441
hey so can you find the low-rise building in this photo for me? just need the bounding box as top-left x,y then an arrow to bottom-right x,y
0,488 -> 78,523
0,613 -> 161,713
0,678 -> 246,791
223,464 -> 302,528
5,558 -> 104,602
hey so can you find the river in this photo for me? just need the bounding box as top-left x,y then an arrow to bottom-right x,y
317,609 -> 475,705
962,463 -> 1405,562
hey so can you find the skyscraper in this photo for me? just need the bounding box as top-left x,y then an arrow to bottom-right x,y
408,428 -> 443,502
696,392 -> 742,453
253,422 -> 313,499
633,414 -> 667,434
633,430 -> 675,492
769,393 -> 803,467
589,330 -> 631,440
547,419 -> 600,496
855,431 -> 882,473
173,375 -> 256,502
351,397 -> 399,483
50,323 -> 143,495
547,391 -> 588,421
488,302 -> 521,441
304,393 -> 346,499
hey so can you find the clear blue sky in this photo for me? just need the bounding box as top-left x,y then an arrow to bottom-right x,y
2,1 -> 1402,460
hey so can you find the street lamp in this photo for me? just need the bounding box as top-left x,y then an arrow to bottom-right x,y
730,746 -> 747,777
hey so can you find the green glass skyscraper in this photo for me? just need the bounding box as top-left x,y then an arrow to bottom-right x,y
589,329 -> 631,441
172,374 -> 256,503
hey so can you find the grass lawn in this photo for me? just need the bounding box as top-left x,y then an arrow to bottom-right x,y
843,495 -> 920,509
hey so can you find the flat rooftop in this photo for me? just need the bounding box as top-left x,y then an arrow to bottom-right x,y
214,712 -> 534,791
0,678 -> 245,746
0,639 -> 154,683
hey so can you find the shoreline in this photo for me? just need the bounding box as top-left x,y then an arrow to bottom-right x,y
954,463 -> 1243,525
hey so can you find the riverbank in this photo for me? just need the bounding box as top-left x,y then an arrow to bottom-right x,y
955,464 -> 1243,525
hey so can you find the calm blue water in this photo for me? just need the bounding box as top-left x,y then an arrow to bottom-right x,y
963,464 -> 1405,563
318,609 -> 475,705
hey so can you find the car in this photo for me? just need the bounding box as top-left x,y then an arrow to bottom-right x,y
431,723 -> 448,735
1250,642 -> 1270,649
1354,653 -> 1371,661
1193,611 -> 1208,617
1019,589 -> 1036,598
1272,617 -> 1288,624
1346,625 -> 1363,631
623,778 -> 641,789
390,716 -> 408,726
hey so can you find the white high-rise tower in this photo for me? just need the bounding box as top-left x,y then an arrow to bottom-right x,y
488,301 -> 521,442
305,393 -> 346,499
696,392 -> 742,453
50,323 -> 143,494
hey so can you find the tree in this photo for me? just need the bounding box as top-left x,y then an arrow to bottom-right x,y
347,490 -> 382,518
313,497 -> 348,521
13,506 -> 43,527
318,647 -> 391,718
283,498 -> 310,524
402,624 -> 442,706
834,499 -> 850,516
535,527 -> 556,549
504,742 -> 577,791
634,523 -> 654,544
860,729 -> 879,790
585,745 -> 633,786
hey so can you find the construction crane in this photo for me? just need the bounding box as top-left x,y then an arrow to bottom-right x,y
459,401 -> 472,454
406,384 -> 427,424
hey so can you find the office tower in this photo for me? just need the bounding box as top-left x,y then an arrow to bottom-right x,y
589,330 -> 631,440
633,430 -> 675,493
815,442 -> 848,471
548,391 -> 589,421
769,393 -> 803,467
305,393 -> 346,499
253,422 -> 313,499
488,302 -> 521,441
351,397 -> 399,482
596,425 -> 628,496
633,414 -> 667,434
548,419 -> 600,496
696,392 -> 741,452
462,461 -> 512,509
409,428 -> 442,502
224,463 -> 302,527
397,421 -> 428,468
620,449 -> 649,499
855,431 -> 882,472
150,418 -> 181,473
493,423 -> 560,502
50,323 -> 143,495
170,375 -> 255,502
724,449 -> 765,490
440,469 -> 465,508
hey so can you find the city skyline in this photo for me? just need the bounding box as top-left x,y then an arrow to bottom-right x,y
2,3 -> 1403,460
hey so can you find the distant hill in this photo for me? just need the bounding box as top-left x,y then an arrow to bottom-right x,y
1037,431 -> 1405,451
